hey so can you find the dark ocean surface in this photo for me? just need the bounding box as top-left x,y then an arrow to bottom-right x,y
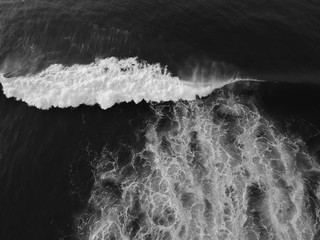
0,1 -> 320,240
1,0 -> 320,80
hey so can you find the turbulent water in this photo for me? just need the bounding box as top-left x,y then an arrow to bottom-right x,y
0,1 -> 320,240
76,86 -> 320,240
0,57 -> 247,109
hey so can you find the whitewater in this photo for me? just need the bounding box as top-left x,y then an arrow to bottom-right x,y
0,57 -> 254,110
78,91 -> 320,240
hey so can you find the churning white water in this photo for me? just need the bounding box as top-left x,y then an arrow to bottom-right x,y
0,57 -> 256,110
78,87 -> 320,240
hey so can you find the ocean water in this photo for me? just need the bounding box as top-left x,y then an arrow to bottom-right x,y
0,1 -> 320,240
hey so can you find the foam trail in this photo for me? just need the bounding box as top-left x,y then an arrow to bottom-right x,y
0,57 -> 255,109
77,92 -> 320,240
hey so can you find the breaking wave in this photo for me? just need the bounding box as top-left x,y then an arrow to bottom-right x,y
0,57 -> 254,110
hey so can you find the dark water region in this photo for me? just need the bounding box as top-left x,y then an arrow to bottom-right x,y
0,86 -> 153,240
1,0 -> 320,81
0,81 -> 319,240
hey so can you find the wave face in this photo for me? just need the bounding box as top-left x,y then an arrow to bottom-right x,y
1,0 -> 320,78
76,88 -> 320,240
0,57 -> 241,110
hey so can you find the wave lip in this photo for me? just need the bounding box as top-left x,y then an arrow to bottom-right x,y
0,57 -> 247,110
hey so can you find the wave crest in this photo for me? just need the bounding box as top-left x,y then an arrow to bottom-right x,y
0,57 -> 246,109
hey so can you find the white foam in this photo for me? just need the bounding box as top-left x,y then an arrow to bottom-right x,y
81,95 -> 319,240
0,57 -> 247,110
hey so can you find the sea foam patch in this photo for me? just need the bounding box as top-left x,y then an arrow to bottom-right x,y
0,57 -> 243,110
